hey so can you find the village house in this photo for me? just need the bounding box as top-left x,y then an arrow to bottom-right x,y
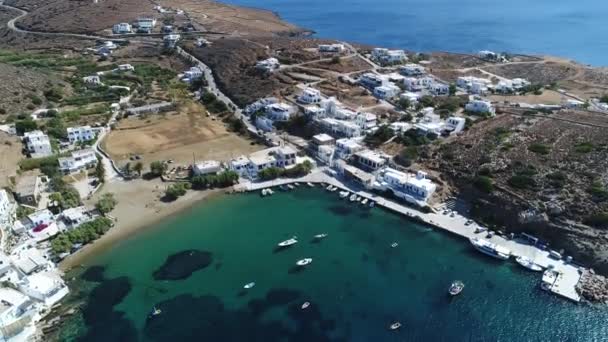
116,64 -> 135,72
0,287 -> 41,339
23,131 -> 52,158
335,138 -> 364,159
373,168 -> 437,205
403,77 -> 424,92
373,83 -> 400,99
494,78 -> 530,93
265,103 -> 294,122
182,66 -> 203,82
18,272 -> 69,307
414,109 -> 445,135
228,156 -> 251,178
355,112 -> 378,131
318,44 -> 345,53
400,91 -> 421,105
389,122 -> 412,133
58,206 -> 94,230
311,133 -> 335,150
255,116 -> 275,133
359,73 -> 384,89
229,146 -> 298,178
67,126 -> 95,144
192,160 -> 222,176
163,34 -> 180,48
465,99 -> 495,115
444,117 -> 466,135
371,48 -> 407,64
14,175 -> 41,207
126,102 -> 175,116
429,82 -> 450,96
399,63 -> 426,76
136,17 -> 156,33
112,22 -> 132,34
82,75 -> 102,87
256,58 -> 280,72
58,149 -> 97,174
304,105 -> 326,118
355,150 -> 387,171
244,97 -> 278,115
297,87 -> 322,104
457,76 -> 491,94
565,99 -> 586,109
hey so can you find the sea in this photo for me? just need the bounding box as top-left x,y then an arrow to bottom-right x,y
57,189 -> 608,341
224,0 -> 608,66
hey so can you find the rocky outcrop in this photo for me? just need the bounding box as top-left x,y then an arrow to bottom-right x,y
576,269 -> 608,303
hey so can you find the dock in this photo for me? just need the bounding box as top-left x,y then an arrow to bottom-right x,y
234,169 -> 582,302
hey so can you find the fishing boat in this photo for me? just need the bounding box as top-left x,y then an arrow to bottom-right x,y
307,182 -> 315,187
361,198 -> 368,205
349,194 -> 357,202
391,242 -> 399,248
355,196 -> 362,202
389,322 -> 402,330
149,306 -> 162,317
296,258 -> 313,266
301,302 -> 310,309
469,237 -> 510,260
278,237 -> 298,247
448,281 -> 465,296
314,233 -> 328,240
339,191 -> 349,199
243,282 -> 255,289
330,187 -> 338,192
515,256 -> 543,271
287,184 -> 295,190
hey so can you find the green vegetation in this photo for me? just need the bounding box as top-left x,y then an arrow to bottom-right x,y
474,176 -> 494,193
15,118 -> 37,135
164,183 -> 188,201
546,171 -> 567,188
449,84 -> 457,96
49,177 -> 81,209
395,146 -> 418,167
200,91 -> 229,113
587,181 -> 608,202
95,157 -> 105,182
19,155 -> 62,177
508,175 -> 536,190
95,193 -> 117,214
417,95 -> 435,109
16,206 -> 34,220
50,217 -> 113,255
133,162 -> 144,176
364,125 -> 394,147
528,143 -> 551,155
400,129 -> 430,146
134,64 -> 176,90
0,50 -> 97,72
191,171 -> 239,189
574,142 -> 594,154
397,97 -> 411,110
257,161 -> 313,181
584,213 -> 608,229
60,104 -> 110,122
149,161 -> 167,178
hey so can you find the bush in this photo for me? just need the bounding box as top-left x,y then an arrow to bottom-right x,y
15,118 -> 37,134
587,181 -> 608,202
574,142 -> 594,153
164,183 -> 187,201
257,161 -> 313,181
191,171 -> 239,189
508,175 -> 536,190
546,172 -> 566,188
149,161 -> 167,178
364,125 -> 394,147
474,176 -> 494,193
395,146 -> 418,167
528,143 -> 550,155
50,217 -> 113,254
95,193 -> 117,214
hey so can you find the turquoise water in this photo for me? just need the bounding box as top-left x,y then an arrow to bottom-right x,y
224,0 -> 608,65
59,189 -> 608,341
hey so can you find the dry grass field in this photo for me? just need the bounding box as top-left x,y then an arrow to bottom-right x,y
0,132 -> 23,188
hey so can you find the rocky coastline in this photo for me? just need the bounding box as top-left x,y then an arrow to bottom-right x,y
576,269 -> 608,303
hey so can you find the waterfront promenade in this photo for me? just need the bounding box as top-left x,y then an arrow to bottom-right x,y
234,170 -> 582,302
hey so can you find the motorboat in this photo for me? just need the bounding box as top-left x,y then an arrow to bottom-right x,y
515,256 -> 543,271
301,302 -> 310,309
261,189 -> 268,196
313,233 -> 328,240
389,322 -> 402,330
307,182 -> 315,187
391,242 -> 399,248
469,237 -> 510,260
369,201 -> 375,208
326,185 -> 333,191
448,281 -> 465,296
349,194 -> 357,202
287,184 -> 295,190
296,258 -> 313,266
278,237 -> 298,247
243,282 -> 255,289
330,187 -> 338,192
355,196 -> 362,202
339,191 -> 349,199
267,189 -> 274,195
361,198 -> 368,205
149,306 -> 162,317
294,182 -> 300,187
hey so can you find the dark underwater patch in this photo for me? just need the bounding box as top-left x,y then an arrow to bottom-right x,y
80,265 -> 106,282
328,205 -> 352,216
152,249 -> 213,281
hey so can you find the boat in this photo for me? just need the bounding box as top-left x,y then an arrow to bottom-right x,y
314,233 -> 328,240
469,237 -> 510,260
515,256 -> 543,271
287,184 -> 295,190
448,281 -> 465,296
243,282 -> 255,289
391,242 -> 398,248
149,306 -> 162,317
267,189 -> 274,195
307,182 -> 315,187
326,185 -> 333,191
279,185 -> 288,191
261,189 -> 268,196
296,258 -> 313,266
355,196 -> 362,202
294,182 -> 300,187
549,250 -> 562,260
369,201 -> 375,208
361,198 -> 368,205
389,322 -> 402,330
339,191 -> 349,199
349,194 -> 357,202
278,237 -> 298,247
301,301 -> 310,309
330,187 -> 338,192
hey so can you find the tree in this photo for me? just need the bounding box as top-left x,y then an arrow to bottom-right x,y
449,84 -> 457,96
398,97 -> 411,110
95,157 -> 105,182
133,162 -> 144,176
164,183 -> 187,201
330,56 -> 341,64
149,161 -> 167,177
15,118 -> 37,135
95,193 -> 117,214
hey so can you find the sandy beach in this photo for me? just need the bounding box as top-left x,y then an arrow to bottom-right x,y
59,178 -> 224,271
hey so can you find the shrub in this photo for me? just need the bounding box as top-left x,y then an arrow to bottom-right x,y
546,172 -> 566,188
95,193 -> 117,214
587,181 -> 608,202
528,143 -> 550,155
50,217 -> 113,254
149,161 -> 167,178
474,176 -> 494,193
508,175 -> 536,189
15,118 -> 37,134
164,183 -> 187,201
191,171 -> 239,189
574,142 -> 594,153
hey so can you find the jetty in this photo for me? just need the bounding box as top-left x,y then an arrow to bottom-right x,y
234,169 -> 582,302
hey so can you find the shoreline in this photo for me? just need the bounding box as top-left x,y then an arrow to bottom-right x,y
59,180 -> 225,271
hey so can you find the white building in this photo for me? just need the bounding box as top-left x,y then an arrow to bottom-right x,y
255,116 -> 275,133
83,75 -> 102,87
371,48 -> 407,64
59,206 -> 93,229
403,77 -> 424,91
389,122 -> 412,133
494,78 -> 530,93
183,67 -> 203,82
373,168 -> 437,204
0,287 -> 41,341
355,150 -> 387,170
318,44 -> 345,53
112,23 -> 132,34
444,117 -> 466,134
23,131 -> 52,158
58,149 -> 97,174
136,17 -> 156,33
163,34 -> 181,48
359,73 -> 384,88
117,64 -> 135,72
228,156 -> 251,177
565,99 -> 585,109
399,63 -> 425,76
18,272 -> 69,307
244,97 -> 278,115
256,58 -> 280,72
67,125 -> 95,143
229,146 -> 297,178
430,82 -> 450,96
266,103 -> 294,122
355,112 -> 377,130
373,84 -> 400,99
297,88 -> 322,104
465,99 -> 495,115
400,91 -> 421,104
335,138 -> 364,159
457,76 -> 491,94
415,110 -> 445,135
304,105 -> 326,118
0,190 -> 15,229
192,160 -> 222,176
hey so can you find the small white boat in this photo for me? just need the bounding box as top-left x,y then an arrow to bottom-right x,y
314,233 -> 328,239
301,301 -> 310,309
361,198 -> 368,205
391,242 -> 398,248
448,280 -> 465,296
369,201 -> 375,208
389,322 -> 402,330
326,185 -> 333,191
355,196 -> 362,202
515,256 -> 543,271
287,184 -> 295,190
307,182 -> 315,187
243,282 -> 255,289
278,237 -> 298,247
150,306 -> 162,317
339,191 -> 349,199
261,189 -> 268,196
294,182 -> 300,187
349,194 -> 357,202
330,187 -> 338,192
296,258 -> 313,266
267,189 -> 274,195
279,185 -> 288,191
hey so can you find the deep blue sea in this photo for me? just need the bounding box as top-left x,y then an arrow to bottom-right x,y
224,0 -> 608,65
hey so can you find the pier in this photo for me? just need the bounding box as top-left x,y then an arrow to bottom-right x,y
234,169 -> 582,302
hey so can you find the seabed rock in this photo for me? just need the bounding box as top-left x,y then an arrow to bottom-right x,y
153,250 -> 213,281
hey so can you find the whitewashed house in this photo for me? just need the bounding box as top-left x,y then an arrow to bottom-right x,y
255,116 -> 275,132
228,156 -> 251,177
193,160 -> 222,176
335,138 -> 364,159
0,287 -> 41,341
58,149 -> 97,174
373,84 -> 400,99
403,77 -> 423,91
415,110 -> 445,135
400,91 -> 421,104
112,23 -> 132,34
355,112 -> 377,131
297,87 -> 322,104
465,99 -> 495,115
430,82 -> 450,96
83,75 -> 102,87
67,126 -> 95,143
183,66 -> 203,82
23,131 -> 52,158
304,105 -> 326,118
59,206 -> 94,229
399,63 -> 425,76
136,17 -> 156,33
18,272 -> 70,307
373,168 -> 437,204
372,48 -> 407,64
117,64 -> 135,72
389,122 -> 412,133
355,150 -> 387,170
266,103 -> 294,121
457,76 -> 491,94
256,58 -> 280,72
318,44 -> 345,53
359,73 -> 384,88
444,117 -> 466,134
244,97 -> 278,115
163,34 -> 180,48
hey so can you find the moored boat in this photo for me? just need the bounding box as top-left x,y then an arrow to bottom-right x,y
267,189 -> 274,195
326,185 -> 333,191
261,189 -> 268,196
294,182 -> 300,187
469,237 -> 510,260
287,184 -> 295,190
278,237 -> 298,247
389,322 -> 401,330
349,194 -> 357,202
361,198 -> 368,205
330,186 -> 338,192
307,182 -> 315,187
339,191 -> 349,199
301,301 -> 310,309
149,306 -> 162,317
296,258 -> 313,266
391,242 -> 399,248
314,233 -> 328,240
243,282 -> 255,289
515,256 -> 543,271
369,201 -> 375,208
448,280 -> 465,296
